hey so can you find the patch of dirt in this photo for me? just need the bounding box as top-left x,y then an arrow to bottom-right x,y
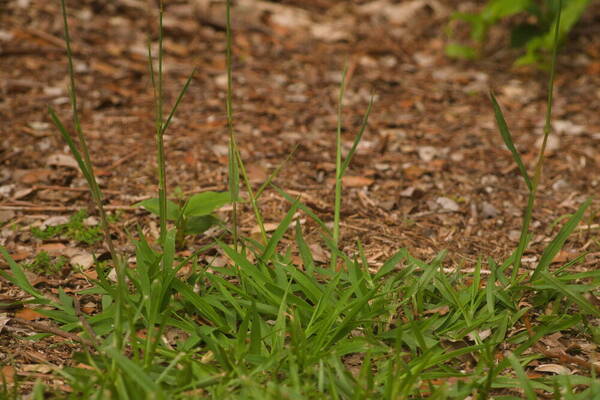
1,0 -> 600,392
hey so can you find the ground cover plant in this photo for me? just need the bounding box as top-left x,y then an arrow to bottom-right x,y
447,0 -> 592,66
30,209 -> 105,246
0,0 -> 599,399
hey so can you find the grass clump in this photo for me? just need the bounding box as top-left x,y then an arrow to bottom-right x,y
0,0 -> 598,399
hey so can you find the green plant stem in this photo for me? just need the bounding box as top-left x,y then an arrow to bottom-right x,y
155,1 -> 168,245
59,0 -> 119,267
331,65 -> 348,270
58,0 -> 125,349
236,151 -> 268,244
532,0 -> 561,192
225,0 -> 239,251
512,0 -> 561,283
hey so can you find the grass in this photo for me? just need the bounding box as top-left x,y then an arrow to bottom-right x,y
1,0 -> 599,398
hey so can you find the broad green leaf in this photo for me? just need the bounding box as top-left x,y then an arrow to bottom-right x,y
511,23 -> 542,48
482,0 -> 532,22
184,215 -> 220,235
183,191 -> 230,217
445,44 -> 477,60
540,0 -> 590,51
136,198 -> 181,220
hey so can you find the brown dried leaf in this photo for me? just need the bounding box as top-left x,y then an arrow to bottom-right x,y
21,364 -> 53,374
15,307 -> 45,321
38,243 -> 66,256
534,364 -> 571,375
0,365 -> 15,384
0,315 -> 10,334
342,176 -> 374,187
15,169 -> 53,184
47,153 -> 79,169
423,305 -> 449,315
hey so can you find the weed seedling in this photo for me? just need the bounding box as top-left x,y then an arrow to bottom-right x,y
30,210 -> 104,245
23,251 -> 68,275
136,190 -> 230,248
447,0 -> 591,66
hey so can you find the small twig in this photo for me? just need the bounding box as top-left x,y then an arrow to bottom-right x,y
0,150 -> 22,164
340,222 -> 371,233
104,150 -> 141,172
32,185 -> 121,195
21,27 -> 73,49
576,224 -> 600,231
407,209 -> 459,219
10,317 -> 94,347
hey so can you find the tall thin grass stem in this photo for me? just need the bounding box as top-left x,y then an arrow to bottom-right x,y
331,64 -> 348,270
225,0 -> 239,250
154,1 -> 168,244
511,0 -> 562,283
57,0 -> 125,348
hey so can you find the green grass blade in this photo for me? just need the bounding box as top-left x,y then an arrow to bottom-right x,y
171,279 -> 228,327
272,185 -> 332,237
105,347 -> 161,395
538,271 -> 600,316
531,198 -> 591,280
218,241 -> 271,288
506,352 -> 536,400
340,96 -> 374,175
249,303 -> 263,356
48,108 -> 92,182
295,221 -> 316,274
161,69 -> 196,135
0,246 -> 47,302
255,144 -> 298,200
272,279 -> 292,352
490,94 -> 532,191
374,249 -> 408,280
262,201 -> 299,261
284,265 -> 323,304
532,0 -> 561,190
235,149 -> 268,244
511,192 -> 535,282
